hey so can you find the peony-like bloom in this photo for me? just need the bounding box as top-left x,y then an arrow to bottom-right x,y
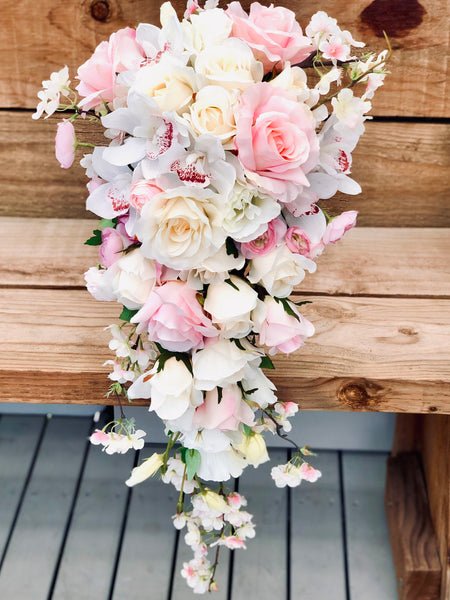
323,210 -> 357,245
55,120 -> 76,169
193,384 -> 255,431
235,83 -> 320,203
226,2 -> 313,71
240,218 -> 287,259
253,296 -> 315,355
131,280 -> 218,352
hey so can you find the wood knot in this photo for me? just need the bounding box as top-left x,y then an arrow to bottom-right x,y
360,0 -> 426,38
338,382 -> 368,407
91,0 -> 110,21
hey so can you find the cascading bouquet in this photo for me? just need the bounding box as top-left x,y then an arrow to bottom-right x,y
35,0 -> 389,593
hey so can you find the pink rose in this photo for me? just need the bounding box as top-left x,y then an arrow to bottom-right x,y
131,281 -> 218,352
322,210 -> 357,245
256,296 -> 315,355
55,120 -> 76,169
99,228 -> 124,267
76,28 -> 144,110
240,218 -> 286,258
235,83 -> 319,202
226,2 -> 313,71
193,385 -> 255,431
129,179 -> 163,212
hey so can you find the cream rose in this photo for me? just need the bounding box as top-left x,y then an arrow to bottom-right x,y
195,38 -> 263,92
131,55 -> 201,114
183,243 -> 245,290
187,85 -> 237,149
204,275 -> 258,338
135,186 -> 226,270
182,8 -> 232,53
112,247 -> 157,309
248,245 -> 316,297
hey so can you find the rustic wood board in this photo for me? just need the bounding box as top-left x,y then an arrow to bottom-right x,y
1,0 -> 447,117
1,115 -> 448,226
112,451 -> 180,600
1,289 -> 449,412
342,452 -> 398,599
0,415 -> 45,558
290,451 -> 347,599
231,449 -> 288,600
51,444 -> 135,600
0,416 -> 92,600
385,453 -> 441,600
2,218 -> 450,297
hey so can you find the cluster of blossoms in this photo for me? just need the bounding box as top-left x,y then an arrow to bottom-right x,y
35,0 -> 388,593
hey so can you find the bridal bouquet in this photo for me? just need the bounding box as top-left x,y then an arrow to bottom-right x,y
35,0 -> 388,593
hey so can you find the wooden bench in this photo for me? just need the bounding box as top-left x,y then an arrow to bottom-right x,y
1,1 -> 449,599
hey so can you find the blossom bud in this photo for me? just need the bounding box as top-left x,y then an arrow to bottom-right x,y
238,433 -> 269,467
125,453 -> 164,487
203,490 -> 229,513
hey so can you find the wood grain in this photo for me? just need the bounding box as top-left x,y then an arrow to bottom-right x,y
1,114 -> 449,225
1,0 -> 447,117
385,453 -> 441,600
1,289 -> 449,412
2,218 -> 450,297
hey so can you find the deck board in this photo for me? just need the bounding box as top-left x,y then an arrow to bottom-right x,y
342,453 -> 398,600
291,451 -> 347,600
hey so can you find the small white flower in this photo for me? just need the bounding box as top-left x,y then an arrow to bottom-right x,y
33,66 -> 70,120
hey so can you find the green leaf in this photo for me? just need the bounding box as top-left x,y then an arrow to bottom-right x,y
224,277 -> 239,291
243,424 -> 252,437
119,307 -> 139,322
84,229 -> 102,246
244,387 -> 258,396
225,237 -> 239,259
292,300 -> 312,307
274,297 -> 300,322
155,345 -> 193,375
98,217 -> 118,229
217,387 -> 223,404
179,446 -> 188,463
260,355 -> 275,370
232,338 -> 246,351
185,449 -> 201,482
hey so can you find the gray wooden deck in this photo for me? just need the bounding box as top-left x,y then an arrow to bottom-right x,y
0,412 -> 398,600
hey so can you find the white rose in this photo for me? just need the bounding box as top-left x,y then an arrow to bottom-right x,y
248,245 -> 316,298
186,85 -> 237,149
131,55 -> 202,115
128,357 -> 203,421
204,275 -> 258,338
182,8 -> 232,53
135,186 -> 226,270
195,38 -> 263,91
192,339 -> 260,391
223,179 -> 280,242
112,248 -> 157,309
270,64 -> 310,103
84,266 -> 117,301
183,243 -> 245,290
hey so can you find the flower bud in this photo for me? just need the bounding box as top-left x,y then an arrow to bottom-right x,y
203,490 -> 229,513
238,433 -> 269,467
125,453 -> 164,487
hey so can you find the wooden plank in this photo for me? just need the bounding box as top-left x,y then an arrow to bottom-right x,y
419,416 -> 450,600
231,448 -> 289,600
385,453 -> 441,600
0,290 -> 449,412
51,444 -> 135,600
0,416 -> 92,600
290,451 -> 347,599
112,451 -> 179,600
0,415 -> 44,556
1,114 -> 448,226
342,452 -> 398,600
2,218 -> 450,297
1,0 -> 447,117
